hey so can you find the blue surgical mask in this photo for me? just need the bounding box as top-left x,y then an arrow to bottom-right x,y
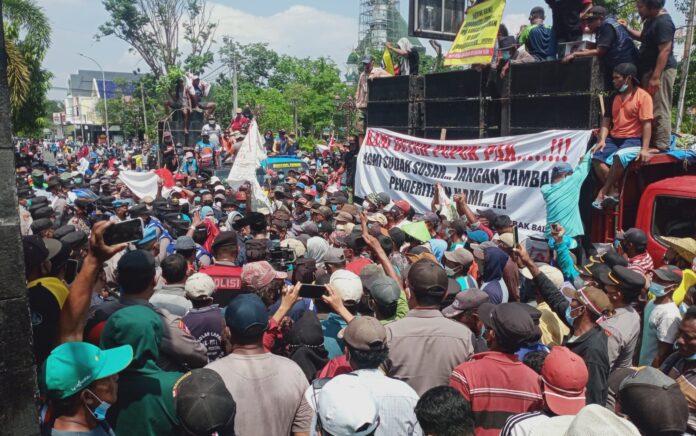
238,204 -> 246,212
445,266 -> 456,278
618,83 -> 628,93
331,204 -> 338,213
649,282 -> 668,297
501,51 -> 512,61
686,352 -> 696,361
565,305 -> 578,327
85,389 -> 111,421
680,302 -> 689,316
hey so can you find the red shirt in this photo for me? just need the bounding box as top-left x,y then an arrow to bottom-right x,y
229,115 -> 249,132
198,264 -> 243,306
450,351 -> 543,436
317,355 -> 352,378
628,251 -> 654,280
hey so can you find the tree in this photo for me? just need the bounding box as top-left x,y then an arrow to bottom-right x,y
2,0 -> 52,136
99,0 -> 217,77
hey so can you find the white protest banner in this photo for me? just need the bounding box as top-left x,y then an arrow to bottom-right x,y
226,120 -> 271,212
355,128 -> 591,238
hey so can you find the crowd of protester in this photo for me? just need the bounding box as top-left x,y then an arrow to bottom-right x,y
12,0 -> 695,435
18,121 -> 696,434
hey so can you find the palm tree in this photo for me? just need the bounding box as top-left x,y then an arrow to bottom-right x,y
2,0 -> 51,111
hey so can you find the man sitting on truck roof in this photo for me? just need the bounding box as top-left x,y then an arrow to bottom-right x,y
592,63 -> 654,210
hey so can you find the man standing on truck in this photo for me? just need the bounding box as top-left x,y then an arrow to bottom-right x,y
592,63 -> 653,210
355,55 -> 391,133
622,0 -> 678,150
561,6 -> 638,89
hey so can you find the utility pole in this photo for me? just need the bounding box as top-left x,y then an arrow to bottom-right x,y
78,53 -> 109,146
0,4 -> 40,434
140,81 -> 148,142
676,0 -> 696,133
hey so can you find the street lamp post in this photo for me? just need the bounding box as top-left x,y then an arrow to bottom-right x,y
78,53 -> 109,146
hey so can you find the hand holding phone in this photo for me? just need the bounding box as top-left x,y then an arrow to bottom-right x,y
512,225 -> 519,247
103,218 -> 144,246
298,283 -> 326,299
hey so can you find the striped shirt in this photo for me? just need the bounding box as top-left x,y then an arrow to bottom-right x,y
628,251 -> 654,279
501,411 -> 552,436
449,351 -> 543,436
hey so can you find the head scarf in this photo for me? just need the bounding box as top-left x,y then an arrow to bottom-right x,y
285,311 -> 329,382
306,236 -> 329,267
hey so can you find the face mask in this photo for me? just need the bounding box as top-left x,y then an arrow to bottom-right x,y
238,204 -> 246,212
445,266 -> 459,278
202,200 -> 213,207
501,51 -> 512,61
84,389 -> 111,421
680,302 -> 689,316
686,352 -> 696,361
565,305 -> 579,327
269,232 -> 279,240
331,204 -> 338,213
360,251 -> 373,260
305,211 -> 311,220
617,81 -> 628,92
187,158 -> 193,163
179,198 -> 188,206
649,282 -> 670,297
194,196 -> 201,204
215,201 -> 222,208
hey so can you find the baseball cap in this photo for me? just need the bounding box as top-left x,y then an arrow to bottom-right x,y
541,346 -> 588,415
616,228 -> 647,246
442,288 -> 489,318
443,248 -> 474,266
422,212 -> 440,227
393,200 -> 411,214
583,5 -> 607,19
23,235 -> 49,272
530,5 -> 545,16
342,316 -> 387,351
224,293 -> 268,338
365,275 -> 401,307
361,54 -> 374,64
281,238 -> 306,258
185,273 -> 216,299
367,213 -> 387,226
552,162 -> 574,178
618,367 -> 689,434
652,264 -> 683,283
241,261 -> 287,289
366,192 -> 390,208
175,236 -> 196,251
329,269 -> 363,303
479,303 -> 538,350
531,404 -> 640,436
573,286 -> 613,317
318,375 -> 380,436
134,226 -> 157,248
173,368 -> 236,435
324,247 -> 347,265
521,263 -> 564,290
476,209 -> 497,223
600,251 -> 629,268
408,259 -> 448,296
335,211 -> 354,223
42,342 -> 133,399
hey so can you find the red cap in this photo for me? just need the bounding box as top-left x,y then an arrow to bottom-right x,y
305,188 -> 318,197
541,346 -> 588,415
235,191 -> 247,201
394,200 -> 411,213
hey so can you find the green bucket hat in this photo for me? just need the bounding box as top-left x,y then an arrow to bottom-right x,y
41,342 -> 133,399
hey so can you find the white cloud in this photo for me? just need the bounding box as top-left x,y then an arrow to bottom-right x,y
502,14 -> 529,37
209,3 -> 358,67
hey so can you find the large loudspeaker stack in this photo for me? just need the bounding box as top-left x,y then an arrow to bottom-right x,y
508,57 -> 602,135
366,57 -> 603,140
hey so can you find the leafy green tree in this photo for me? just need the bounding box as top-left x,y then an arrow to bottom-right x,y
99,0 -> 217,76
3,0 -> 52,136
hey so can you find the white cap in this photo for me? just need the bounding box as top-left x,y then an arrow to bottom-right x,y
531,404 -> 640,436
318,375 -> 380,436
185,273 -> 216,298
521,263 -> 564,290
210,176 -> 221,184
329,269 -> 363,303
214,185 -> 225,192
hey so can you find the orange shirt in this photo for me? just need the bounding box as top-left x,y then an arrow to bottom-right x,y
610,87 -> 653,138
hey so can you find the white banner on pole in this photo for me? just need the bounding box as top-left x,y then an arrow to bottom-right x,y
355,128 -> 591,238
226,120 -> 271,212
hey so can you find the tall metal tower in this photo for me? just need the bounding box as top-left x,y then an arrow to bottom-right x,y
358,0 -> 401,52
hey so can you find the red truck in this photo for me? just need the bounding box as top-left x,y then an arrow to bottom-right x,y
590,153 -> 696,266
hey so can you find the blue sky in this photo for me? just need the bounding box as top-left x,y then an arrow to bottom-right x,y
39,0 -> 685,100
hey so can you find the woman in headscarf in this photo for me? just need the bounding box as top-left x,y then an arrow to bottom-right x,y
306,236 -> 329,269
479,246 -> 510,304
284,311 -> 329,382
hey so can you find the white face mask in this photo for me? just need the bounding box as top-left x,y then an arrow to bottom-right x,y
179,198 -> 188,206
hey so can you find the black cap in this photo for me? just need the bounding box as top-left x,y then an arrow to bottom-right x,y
408,259 -> 448,296
31,218 -> 53,233
498,36 -> 517,50
174,369 -> 236,435
530,6 -> 545,17
601,251 -> 629,268
477,209 -> 497,222
224,293 -> 268,338
53,225 -> 76,240
617,227 -> 647,247
128,203 -> 149,217
479,302 -> 538,349
23,235 -> 49,272
652,265 -> 683,284
583,5 -> 607,19
32,206 -> 54,220
212,231 -> 238,250
46,177 -> 61,189
61,231 -> 88,250
388,227 -> 405,249
599,265 -> 646,293
73,198 -> 94,209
